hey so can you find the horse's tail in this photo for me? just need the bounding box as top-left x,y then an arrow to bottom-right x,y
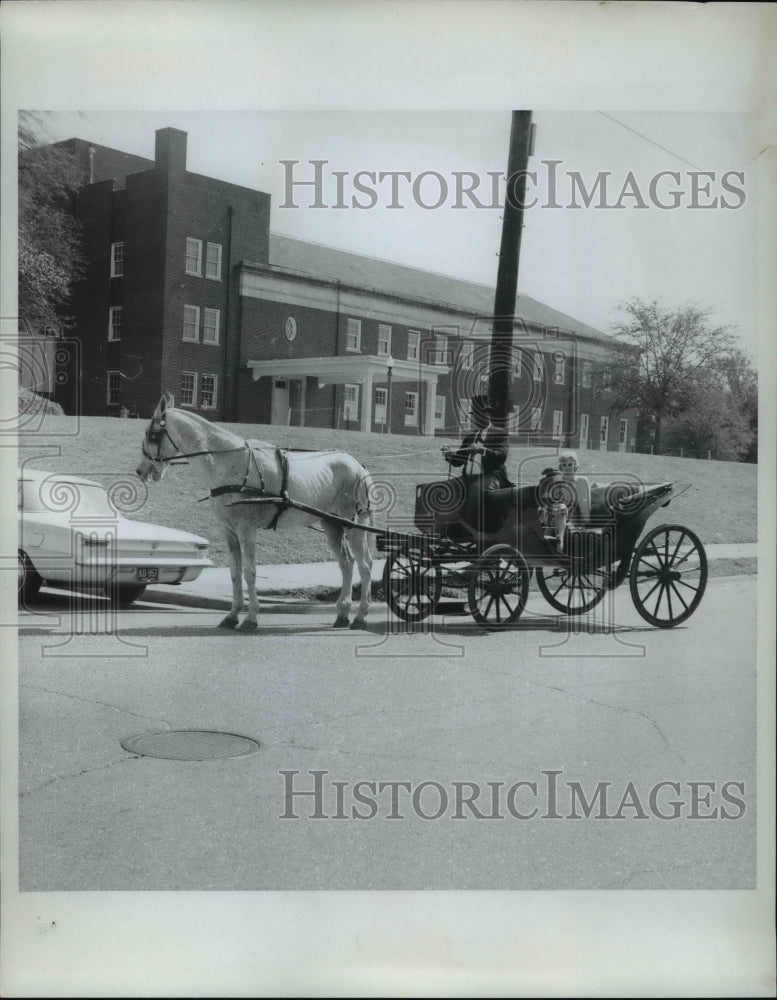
353,463 -> 377,559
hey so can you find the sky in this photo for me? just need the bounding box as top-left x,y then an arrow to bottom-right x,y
34,108 -> 760,359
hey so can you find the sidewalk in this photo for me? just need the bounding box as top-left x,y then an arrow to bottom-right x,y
143,543 -> 758,611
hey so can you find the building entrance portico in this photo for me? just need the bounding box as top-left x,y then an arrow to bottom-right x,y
245,355 -> 444,433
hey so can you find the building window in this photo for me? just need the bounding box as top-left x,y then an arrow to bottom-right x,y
619,417 -> 628,451
205,242 -> 222,280
512,346 -> 524,376
185,238 -> 202,276
201,374 -> 218,410
110,243 -> 124,278
581,361 -> 593,388
108,306 -> 122,342
404,391 -> 418,427
599,415 -> 609,448
508,405 -> 520,433
434,395 -> 446,430
346,318 -> 361,352
107,371 -> 120,406
533,351 -> 543,382
552,409 -> 564,437
203,308 -> 220,345
374,387 -> 387,425
460,342 -> 474,370
183,305 -> 200,342
553,352 -> 566,385
407,330 -> 420,361
343,383 -> 360,422
531,406 -> 542,431
377,324 -> 392,357
180,372 -> 197,407
433,335 -> 448,365
580,412 -> 589,448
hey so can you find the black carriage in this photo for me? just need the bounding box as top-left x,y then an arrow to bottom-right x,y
376,473 -> 708,630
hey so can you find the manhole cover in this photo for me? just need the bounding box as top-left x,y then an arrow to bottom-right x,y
120,730 -> 260,760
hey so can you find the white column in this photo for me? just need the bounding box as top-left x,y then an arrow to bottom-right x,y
298,378 -> 307,427
360,372 -> 373,433
423,376 -> 437,436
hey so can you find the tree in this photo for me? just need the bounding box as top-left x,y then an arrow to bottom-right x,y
18,113 -> 86,333
662,380 -> 754,460
602,298 -> 740,455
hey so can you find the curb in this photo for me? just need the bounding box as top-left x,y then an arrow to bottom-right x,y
142,556 -> 757,612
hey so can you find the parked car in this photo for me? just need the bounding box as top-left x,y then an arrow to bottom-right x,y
18,469 -> 212,605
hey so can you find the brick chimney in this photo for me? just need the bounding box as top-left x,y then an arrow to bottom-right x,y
154,128 -> 188,175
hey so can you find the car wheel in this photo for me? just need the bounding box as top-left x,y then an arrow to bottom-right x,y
108,584 -> 147,605
18,551 -> 42,604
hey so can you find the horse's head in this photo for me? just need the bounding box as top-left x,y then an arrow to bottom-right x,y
136,393 -> 180,482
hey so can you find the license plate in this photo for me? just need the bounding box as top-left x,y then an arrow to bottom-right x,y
138,568 -> 159,583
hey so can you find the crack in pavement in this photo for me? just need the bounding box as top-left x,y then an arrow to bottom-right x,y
20,754 -> 139,798
20,682 -> 174,729
517,676 -> 688,765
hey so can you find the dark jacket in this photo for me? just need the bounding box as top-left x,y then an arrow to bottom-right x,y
446,423 -> 509,482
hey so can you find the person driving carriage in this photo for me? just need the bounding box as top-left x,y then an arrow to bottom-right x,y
442,394 -> 510,490
539,449 -> 592,551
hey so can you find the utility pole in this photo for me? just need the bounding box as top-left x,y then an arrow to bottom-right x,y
489,111 -> 534,423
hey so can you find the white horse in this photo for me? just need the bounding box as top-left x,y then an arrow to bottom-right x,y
135,393 -> 375,631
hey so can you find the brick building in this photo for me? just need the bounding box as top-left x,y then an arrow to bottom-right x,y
49,127 -> 637,451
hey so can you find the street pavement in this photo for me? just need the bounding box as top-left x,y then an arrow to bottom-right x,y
16,575 -> 758,892
143,542 -> 758,611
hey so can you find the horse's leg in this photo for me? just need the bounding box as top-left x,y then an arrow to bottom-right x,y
218,526 -> 243,629
348,517 -> 373,630
237,525 -> 260,632
323,522 -> 353,628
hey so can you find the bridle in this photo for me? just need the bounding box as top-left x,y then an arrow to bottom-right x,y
141,414 -> 247,467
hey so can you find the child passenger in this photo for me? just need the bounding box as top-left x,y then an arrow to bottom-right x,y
544,450 -> 592,551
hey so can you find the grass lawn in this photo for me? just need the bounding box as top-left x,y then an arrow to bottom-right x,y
19,415 -> 757,567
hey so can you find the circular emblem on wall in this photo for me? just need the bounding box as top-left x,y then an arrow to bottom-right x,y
284,316 -> 297,342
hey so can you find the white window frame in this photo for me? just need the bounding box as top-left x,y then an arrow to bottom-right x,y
599,415 -> 610,449
530,406 -> 542,431
407,330 -> 420,361
179,371 -> 198,408
533,351 -> 543,382
377,324 -> 392,357
512,346 -> 523,376
346,318 -> 361,352
343,383 -> 360,422
185,238 -> 203,276
203,308 -> 221,345
108,306 -> 122,342
374,387 -> 387,425
581,360 -> 593,388
107,371 -> 120,406
201,374 -> 218,410
460,341 -> 474,370
110,242 -> 124,278
507,405 -> 520,433
434,394 -> 446,430
552,409 -> 564,438
618,417 -> 628,452
554,354 -> 566,385
183,305 -> 200,342
580,412 -> 589,449
205,242 -> 222,280
434,334 -> 448,366
404,391 -> 419,427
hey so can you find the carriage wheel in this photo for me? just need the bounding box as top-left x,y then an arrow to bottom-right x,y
536,565 -> 610,615
384,549 -> 442,621
629,524 -> 707,628
467,544 -> 530,628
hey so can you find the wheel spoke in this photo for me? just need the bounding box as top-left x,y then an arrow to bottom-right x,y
667,579 -> 689,612
667,530 -> 685,567
639,577 -> 662,605
653,581 -> 667,619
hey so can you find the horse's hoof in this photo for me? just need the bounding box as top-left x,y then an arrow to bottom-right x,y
333,616 -> 350,629
350,619 -> 368,630
238,619 -> 259,632
218,616 -> 239,629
